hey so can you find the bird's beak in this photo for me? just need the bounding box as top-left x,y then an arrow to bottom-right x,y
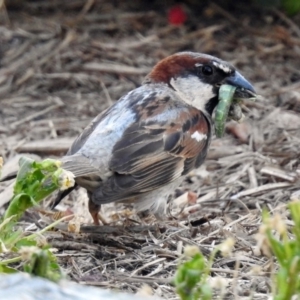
225,71 -> 256,100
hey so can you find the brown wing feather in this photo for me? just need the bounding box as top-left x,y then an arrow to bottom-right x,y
92,106 -> 211,204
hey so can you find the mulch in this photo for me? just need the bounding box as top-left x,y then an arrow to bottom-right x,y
0,1 -> 300,299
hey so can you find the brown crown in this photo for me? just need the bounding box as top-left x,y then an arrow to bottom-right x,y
144,52 -> 222,84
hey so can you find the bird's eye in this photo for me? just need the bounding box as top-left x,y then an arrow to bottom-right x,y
202,65 -> 214,76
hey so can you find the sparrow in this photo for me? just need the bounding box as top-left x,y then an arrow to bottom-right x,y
4,52 -> 256,225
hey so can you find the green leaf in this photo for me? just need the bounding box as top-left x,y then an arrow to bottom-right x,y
3,229 -> 24,252
174,252 -> 212,300
23,249 -> 63,282
4,193 -> 34,220
3,157 -> 67,222
281,0 -> 300,15
15,238 -> 37,249
0,265 -> 18,274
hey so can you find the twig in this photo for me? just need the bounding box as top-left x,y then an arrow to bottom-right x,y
10,98 -> 64,129
130,258 -> 166,276
83,62 -> 150,75
80,224 -> 172,234
272,8 -> 300,38
260,166 -> 298,182
230,183 -> 293,200
16,138 -> 73,153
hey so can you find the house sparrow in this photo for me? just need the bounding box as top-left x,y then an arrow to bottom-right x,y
51,52 -> 256,224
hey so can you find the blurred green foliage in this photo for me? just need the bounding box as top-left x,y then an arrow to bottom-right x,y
281,0 -> 300,15
261,201 -> 300,299
253,0 -> 300,15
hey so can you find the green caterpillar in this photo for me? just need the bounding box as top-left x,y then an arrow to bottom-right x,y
215,84 -> 253,138
215,84 -> 237,138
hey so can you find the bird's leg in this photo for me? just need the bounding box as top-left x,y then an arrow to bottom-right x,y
87,191 -> 101,225
87,191 -> 111,225
88,199 -> 101,225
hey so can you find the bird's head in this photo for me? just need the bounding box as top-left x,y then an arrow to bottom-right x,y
144,52 -> 256,115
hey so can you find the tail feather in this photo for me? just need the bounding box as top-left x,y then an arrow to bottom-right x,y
0,172 -> 17,182
61,154 -> 100,178
50,184 -> 78,209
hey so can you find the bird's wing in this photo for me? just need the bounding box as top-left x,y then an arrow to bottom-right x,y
67,108 -> 109,155
93,104 -> 211,204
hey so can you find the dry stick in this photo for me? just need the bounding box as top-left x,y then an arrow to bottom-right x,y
83,62 -> 150,75
130,257 -> 166,276
10,99 -> 64,129
0,0 -> 11,26
233,197 -> 251,214
48,120 -> 58,139
181,187 -> 228,214
79,0 -> 95,17
260,166 -> 298,182
0,39 -> 58,78
33,72 -> 101,81
16,68 -> 35,86
230,182 -> 292,200
197,215 -> 251,244
37,31 -> 76,67
210,267 -> 239,275
226,163 -> 251,184
232,259 -> 241,300
114,274 -> 172,284
272,8 -> 300,38
271,81 -> 300,96
248,166 -> 258,188
80,224 -> 168,234
100,81 -> 113,106
79,280 -> 113,287
0,76 -> 13,97
16,138 -> 73,154
210,2 -> 238,23
91,35 -> 157,50
210,2 -> 292,39
2,41 -> 31,65
185,25 -> 225,40
146,263 -> 166,278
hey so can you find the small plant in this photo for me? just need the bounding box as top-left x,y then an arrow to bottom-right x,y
0,156 -> 74,281
174,200 -> 300,300
21,247 -> 62,282
174,246 -> 213,300
0,213 -> 69,281
4,156 -> 74,221
174,239 -> 233,300
256,201 -> 300,299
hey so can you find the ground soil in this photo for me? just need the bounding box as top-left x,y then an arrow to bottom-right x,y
0,1 -> 300,299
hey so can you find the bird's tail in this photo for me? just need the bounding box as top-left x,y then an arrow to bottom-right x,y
0,172 -> 17,182
50,184 -> 78,209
